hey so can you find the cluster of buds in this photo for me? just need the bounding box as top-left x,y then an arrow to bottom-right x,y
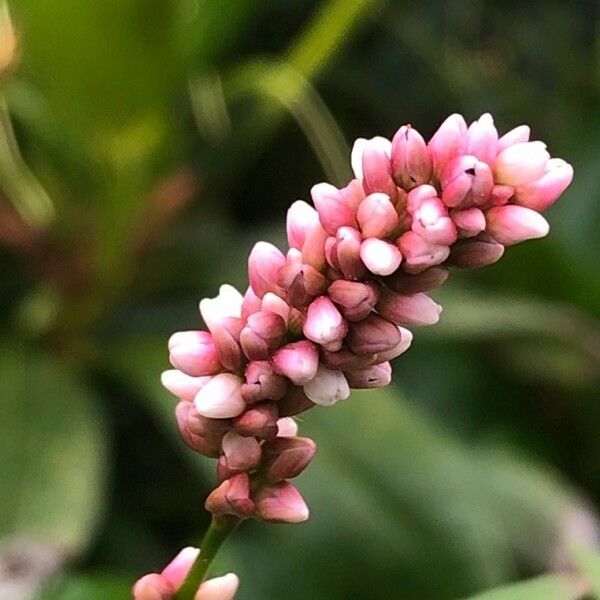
162,113 -> 573,525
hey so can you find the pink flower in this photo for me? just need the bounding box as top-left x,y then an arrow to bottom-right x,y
303,296 -> 348,352
247,242 -> 286,298
391,125 -> 432,189
360,238 -> 402,276
485,205 -> 550,246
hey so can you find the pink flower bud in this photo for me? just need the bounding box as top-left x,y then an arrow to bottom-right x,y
360,238 -> 402,276
277,387 -> 316,417
219,431 -> 262,476
411,196 -> 457,245
276,417 -> 298,438
161,370 -> 211,402
358,137 -> 398,199
303,296 -> 348,352
406,183 -> 437,214
248,242 -> 286,299
241,361 -> 287,403
466,113 -> 498,166
209,317 -> 244,373
440,155 -> 494,209
205,473 -> 254,518
447,236 -> 504,269
196,573 -> 239,600
300,215 -> 328,271
376,327 -> 413,361
485,205 -> 549,246
233,402 -> 279,439
346,313 -> 402,355
310,182 -> 358,235
327,280 -> 379,322
376,288 -> 442,326
168,331 -> 222,376
287,200 -> 319,250
254,481 -> 309,523
133,574 -> 173,600
161,547 -> 200,591
278,250 -> 329,309
397,231 -> 450,273
356,192 -> 399,238
391,125 -> 432,189
303,365 -> 350,406
494,141 -> 550,186
241,286 -> 262,321
260,437 -> 317,483
321,348 -> 376,370
261,292 -> 291,324
194,373 -> 246,419
175,402 -> 230,458
490,184 -> 514,206
336,226 -> 367,280
428,113 -> 468,178
239,311 -> 286,360
385,267 -> 449,294
514,158 -> 573,211
497,124 -> 530,152
199,284 -> 243,329
452,207 -> 486,238
345,361 -> 392,388
272,340 -> 319,385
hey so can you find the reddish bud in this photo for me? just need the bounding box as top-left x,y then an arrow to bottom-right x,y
327,280 -> 379,322
260,437 -> 317,483
205,473 -> 254,518
346,313 -> 402,355
376,288 -> 442,326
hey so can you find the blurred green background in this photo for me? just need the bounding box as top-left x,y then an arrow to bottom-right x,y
0,1 -> 599,599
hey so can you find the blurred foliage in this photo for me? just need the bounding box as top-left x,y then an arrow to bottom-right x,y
0,0 -> 599,599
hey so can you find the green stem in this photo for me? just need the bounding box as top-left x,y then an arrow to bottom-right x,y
174,515 -> 241,600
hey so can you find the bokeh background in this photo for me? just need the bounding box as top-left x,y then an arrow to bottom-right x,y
1,1 -> 599,599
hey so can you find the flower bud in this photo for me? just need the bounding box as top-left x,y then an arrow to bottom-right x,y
356,192 -> 399,238
376,289 -> 442,326
239,311 -> 286,360
303,366 -> 350,406
205,473 -> 254,518
209,317 -> 244,373
272,341 -> 319,385
440,155 -> 494,209
241,361 -> 287,403
310,182 -> 358,235
397,231 -> 450,273
345,313 -> 402,355
327,280 -> 378,322
168,331 -> 222,376
254,481 -> 309,523
260,437 -> 317,483
514,158 -> 573,211
446,236 -> 505,269
161,547 -> 200,591
300,215 -> 329,271
466,113 -> 498,166
485,205 -> 549,246
452,207 -> 486,238
175,402 -> 230,457
196,573 -> 239,600
233,402 -> 279,439
358,137 -> 398,199
360,238 -> 402,276
287,200 -> 319,250
248,242 -> 286,299
376,327 -> 413,361
261,292 -> 291,324
336,226 -> 367,280
391,125 -> 432,189
241,286 -> 262,321
345,362 -> 392,388
133,573 -> 173,600
497,125 -> 530,152
494,141 -> 550,186
219,431 -> 262,477
277,387 -> 316,417
385,267 -> 449,294
195,373 -> 246,419
161,370 -> 211,402
200,284 -> 243,328
411,196 -> 457,245
428,113 -> 468,178
490,184 -> 514,206
303,296 -> 348,352
279,249 -> 329,309
276,417 -> 299,438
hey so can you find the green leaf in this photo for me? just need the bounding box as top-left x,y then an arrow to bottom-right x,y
40,573 -> 132,600
569,544 -> 600,597
0,345 -> 108,557
461,574 -> 580,600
